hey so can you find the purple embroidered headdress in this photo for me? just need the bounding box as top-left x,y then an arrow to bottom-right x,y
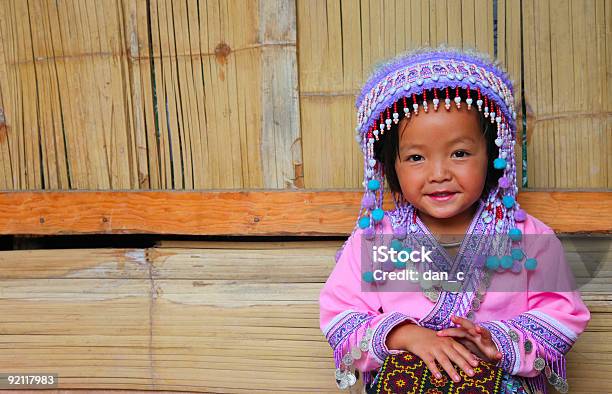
354,45 -> 526,241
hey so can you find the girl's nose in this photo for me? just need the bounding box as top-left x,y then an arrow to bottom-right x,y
428,161 -> 451,183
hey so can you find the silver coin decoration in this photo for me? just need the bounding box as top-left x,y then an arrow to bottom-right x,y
342,353 -> 353,366
508,329 -> 519,342
335,368 -> 345,380
524,340 -> 533,354
359,337 -> 369,352
471,297 -> 481,310
548,372 -> 558,386
534,357 -> 545,371
557,380 -> 569,393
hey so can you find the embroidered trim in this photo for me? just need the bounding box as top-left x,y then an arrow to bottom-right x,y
324,311 -> 372,350
511,311 -> 576,354
480,321 -> 520,375
370,312 -> 415,364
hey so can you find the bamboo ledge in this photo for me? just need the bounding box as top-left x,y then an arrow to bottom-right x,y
0,191 -> 609,236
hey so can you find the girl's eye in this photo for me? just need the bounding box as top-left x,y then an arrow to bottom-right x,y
406,155 -> 423,162
452,150 -> 469,158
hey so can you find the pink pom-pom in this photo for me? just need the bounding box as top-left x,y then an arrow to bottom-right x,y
514,209 -> 527,222
498,176 -> 510,189
361,193 -> 376,209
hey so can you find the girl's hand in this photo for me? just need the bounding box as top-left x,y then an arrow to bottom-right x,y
436,315 -> 502,364
386,323 -> 480,383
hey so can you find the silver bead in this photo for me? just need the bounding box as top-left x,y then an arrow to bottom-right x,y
351,346 -> 362,360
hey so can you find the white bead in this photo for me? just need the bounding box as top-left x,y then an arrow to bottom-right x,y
454,96 -> 461,104
403,107 -> 410,114
385,118 -> 392,125
466,98 -> 473,106
477,99 -> 483,107
379,123 -> 385,130
373,129 -> 379,136
433,98 -> 440,106
412,103 -> 419,111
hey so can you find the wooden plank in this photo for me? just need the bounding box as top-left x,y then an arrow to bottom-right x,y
0,240 -> 610,392
0,191 -> 608,235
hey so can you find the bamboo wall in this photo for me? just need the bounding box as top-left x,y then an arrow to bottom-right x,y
0,0 -> 609,191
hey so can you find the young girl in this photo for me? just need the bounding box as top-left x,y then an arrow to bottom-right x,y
319,46 -> 589,394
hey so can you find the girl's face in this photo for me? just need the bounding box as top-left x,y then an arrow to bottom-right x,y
394,105 -> 488,228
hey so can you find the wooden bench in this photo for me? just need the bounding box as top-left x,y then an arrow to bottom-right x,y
0,191 -> 610,392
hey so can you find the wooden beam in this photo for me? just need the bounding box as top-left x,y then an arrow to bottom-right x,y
0,191 -> 609,236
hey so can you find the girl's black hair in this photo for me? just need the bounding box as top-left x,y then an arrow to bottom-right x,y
373,88 -> 503,201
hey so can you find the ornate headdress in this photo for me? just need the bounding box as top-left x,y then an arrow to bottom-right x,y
354,45 -> 526,242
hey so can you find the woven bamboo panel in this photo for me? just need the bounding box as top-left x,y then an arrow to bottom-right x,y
297,0 -> 610,190
0,0 -> 300,190
0,238 -> 610,392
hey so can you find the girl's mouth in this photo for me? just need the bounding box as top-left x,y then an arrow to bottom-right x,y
427,191 -> 457,202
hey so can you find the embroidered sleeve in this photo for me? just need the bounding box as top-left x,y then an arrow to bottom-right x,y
320,228 -> 419,390
480,232 -> 590,394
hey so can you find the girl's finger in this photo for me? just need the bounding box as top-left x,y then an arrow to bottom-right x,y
451,315 -> 475,330
452,340 -> 480,367
435,352 -> 461,383
437,328 -> 469,338
470,336 -> 501,361
468,327 -> 480,337
423,356 -> 443,380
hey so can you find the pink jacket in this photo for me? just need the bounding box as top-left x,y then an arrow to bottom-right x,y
320,212 -> 590,386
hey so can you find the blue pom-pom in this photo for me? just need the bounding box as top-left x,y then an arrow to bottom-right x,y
368,179 -> 381,191
358,216 -> 370,229
362,271 -> 375,282
394,260 -> 406,269
390,239 -> 403,252
511,248 -> 524,260
486,256 -> 500,270
502,195 -> 515,209
508,228 -> 522,241
493,158 -> 507,170
501,255 -> 514,269
372,208 -> 385,222
525,258 -> 538,271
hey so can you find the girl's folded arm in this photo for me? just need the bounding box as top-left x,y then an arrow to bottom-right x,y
320,228 -> 419,374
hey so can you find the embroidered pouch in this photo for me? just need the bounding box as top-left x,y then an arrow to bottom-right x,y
368,352 -> 504,394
